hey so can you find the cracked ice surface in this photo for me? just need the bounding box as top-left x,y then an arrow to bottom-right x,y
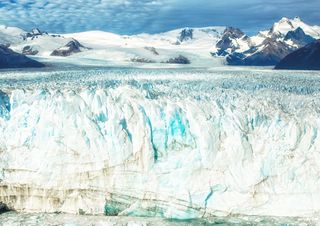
1,67 -> 320,218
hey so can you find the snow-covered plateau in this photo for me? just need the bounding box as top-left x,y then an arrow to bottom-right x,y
1,67 -> 320,222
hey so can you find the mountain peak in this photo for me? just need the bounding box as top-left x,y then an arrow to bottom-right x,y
279,17 -> 290,23
178,28 -> 193,42
269,17 -> 309,37
266,16 -> 320,39
31,28 -> 43,35
293,16 -> 302,22
284,27 -> 316,47
278,17 -> 302,24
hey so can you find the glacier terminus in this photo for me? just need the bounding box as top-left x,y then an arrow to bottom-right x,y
0,67 -> 320,224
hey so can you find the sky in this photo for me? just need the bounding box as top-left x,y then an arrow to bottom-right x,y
0,0 -> 319,35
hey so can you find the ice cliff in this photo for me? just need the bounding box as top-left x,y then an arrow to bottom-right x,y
0,69 -> 320,219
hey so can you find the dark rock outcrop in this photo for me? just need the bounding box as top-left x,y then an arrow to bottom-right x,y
275,40 -> 320,70
284,27 -> 315,47
22,28 -> 48,40
144,46 -> 159,55
22,45 -> 39,55
51,39 -> 87,57
131,57 -> 155,63
216,27 -> 251,56
227,38 -> 293,66
0,45 -> 44,69
178,28 -> 193,42
166,55 -> 190,64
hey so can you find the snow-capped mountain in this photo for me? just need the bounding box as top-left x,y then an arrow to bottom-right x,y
284,27 -> 316,47
61,26 -> 225,66
215,27 -> 252,56
9,28 -> 87,57
267,17 -> 320,39
0,25 -> 25,45
51,39 -> 89,57
220,17 -> 320,66
0,17 -> 319,68
226,38 -> 293,66
63,26 -> 225,50
0,25 -> 226,67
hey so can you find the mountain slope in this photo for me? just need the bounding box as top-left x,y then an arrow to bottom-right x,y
51,39 -> 89,57
0,45 -> 44,68
227,38 -> 293,66
10,28 -> 86,57
0,25 -> 25,45
275,40 -> 320,70
62,27 -> 225,66
215,27 -> 252,56
284,27 -> 316,47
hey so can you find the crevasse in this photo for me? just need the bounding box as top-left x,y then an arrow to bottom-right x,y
1,74 -> 320,219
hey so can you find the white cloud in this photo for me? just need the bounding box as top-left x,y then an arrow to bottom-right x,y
0,0 -> 167,34
0,0 -> 318,34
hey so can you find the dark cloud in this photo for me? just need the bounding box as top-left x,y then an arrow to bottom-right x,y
0,0 -> 318,34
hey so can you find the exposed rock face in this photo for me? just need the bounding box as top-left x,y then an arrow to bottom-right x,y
22,28 -> 48,40
22,45 -> 39,55
216,27 -> 251,56
144,47 -> 159,55
284,27 -> 315,47
275,40 -> 320,70
51,39 -> 87,57
0,45 -> 44,68
166,55 -> 190,64
217,27 -> 246,45
178,28 -> 193,42
31,28 -> 42,36
227,38 -> 293,66
217,27 -> 294,66
131,56 -> 155,63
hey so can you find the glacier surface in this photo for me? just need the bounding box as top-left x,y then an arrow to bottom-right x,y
1,67 -> 320,219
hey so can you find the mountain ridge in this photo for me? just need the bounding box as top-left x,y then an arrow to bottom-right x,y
0,17 -> 319,68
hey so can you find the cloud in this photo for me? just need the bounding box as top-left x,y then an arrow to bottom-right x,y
0,0 -> 318,34
150,0 -> 320,34
0,0 -> 166,34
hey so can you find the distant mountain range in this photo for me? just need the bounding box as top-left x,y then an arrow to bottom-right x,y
216,17 -> 320,66
0,17 -> 319,69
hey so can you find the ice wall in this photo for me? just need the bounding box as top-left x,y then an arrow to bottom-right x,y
1,74 -> 320,218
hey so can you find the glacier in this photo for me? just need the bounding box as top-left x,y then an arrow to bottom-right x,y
1,67 -> 320,219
